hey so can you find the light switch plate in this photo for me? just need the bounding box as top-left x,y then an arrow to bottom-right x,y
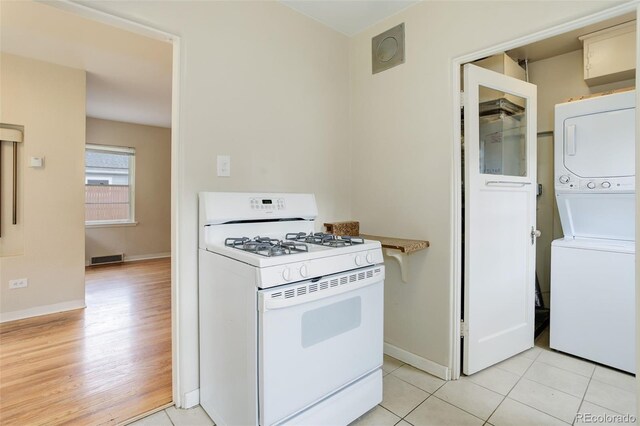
29,156 -> 44,168
217,155 -> 231,177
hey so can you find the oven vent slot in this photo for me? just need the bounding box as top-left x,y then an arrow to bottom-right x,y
375,268 -> 381,273
273,268 -> 377,301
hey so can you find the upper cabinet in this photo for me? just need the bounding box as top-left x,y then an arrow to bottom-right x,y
580,21 -> 636,86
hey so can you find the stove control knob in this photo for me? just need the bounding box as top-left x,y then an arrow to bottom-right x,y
299,264 -> 308,278
366,252 -> 374,264
355,255 -> 363,266
587,181 -> 596,189
602,181 -> 611,189
282,268 -> 291,281
559,175 -> 570,184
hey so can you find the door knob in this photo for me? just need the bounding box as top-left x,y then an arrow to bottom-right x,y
530,227 -> 541,245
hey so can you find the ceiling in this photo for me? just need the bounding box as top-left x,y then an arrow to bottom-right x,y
280,1 -> 418,36
0,1 -> 173,128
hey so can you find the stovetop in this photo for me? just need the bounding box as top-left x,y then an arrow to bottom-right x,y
225,233 -> 364,257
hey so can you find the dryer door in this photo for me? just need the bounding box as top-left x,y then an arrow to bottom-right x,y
563,107 -> 635,178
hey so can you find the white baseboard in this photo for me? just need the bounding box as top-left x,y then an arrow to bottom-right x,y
384,342 -> 450,380
85,252 -> 171,266
0,299 -> 86,323
182,388 -> 199,408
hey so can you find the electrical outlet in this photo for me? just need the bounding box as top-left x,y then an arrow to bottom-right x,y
9,278 -> 28,289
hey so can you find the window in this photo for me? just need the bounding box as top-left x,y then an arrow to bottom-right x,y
85,144 -> 135,225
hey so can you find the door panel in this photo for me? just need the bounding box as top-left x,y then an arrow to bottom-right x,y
463,64 -> 537,375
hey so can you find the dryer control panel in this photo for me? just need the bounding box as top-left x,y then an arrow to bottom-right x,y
556,175 -> 635,192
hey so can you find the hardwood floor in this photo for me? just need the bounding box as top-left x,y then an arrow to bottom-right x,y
0,258 -> 172,425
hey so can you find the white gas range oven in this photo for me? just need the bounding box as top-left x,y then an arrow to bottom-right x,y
198,192 -> 385,426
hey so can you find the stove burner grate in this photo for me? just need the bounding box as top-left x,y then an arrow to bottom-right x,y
285,232 -> 364,247
225,236 -> 309,257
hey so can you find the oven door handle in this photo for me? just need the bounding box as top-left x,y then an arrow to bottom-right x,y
259,268 -> 384,311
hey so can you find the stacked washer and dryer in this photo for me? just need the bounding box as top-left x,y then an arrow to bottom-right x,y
550,90 -> 636,373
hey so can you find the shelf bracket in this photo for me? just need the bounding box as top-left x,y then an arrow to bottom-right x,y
384,248 -> 410,283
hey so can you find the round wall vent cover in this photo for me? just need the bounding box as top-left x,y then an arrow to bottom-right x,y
377,36 -> 399,62
372,23 -> 405,74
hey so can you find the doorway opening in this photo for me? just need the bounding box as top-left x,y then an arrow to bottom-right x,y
0,1 -> 179,424
452,4 -> 637,380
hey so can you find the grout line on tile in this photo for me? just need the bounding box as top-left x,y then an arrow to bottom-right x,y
389,368 -> 446,395
485,394 -> 507,422
399,394 -> 430,421
588,375 -> 636,393
163,409 -> 176,426
532,347 -> 544,361
398,414 -> 415,425
516,375 -> 585,400
536,348 -> 597,377
578,399 -> 627,417
534,359 -> 594,379
377,404 -> 401,419
502,396 -> 574,425
461,372 -> 517,397
520,372 -> 589,400
574,399 -> 587,426
425,395 -> 489,423
384,362 -> 406,375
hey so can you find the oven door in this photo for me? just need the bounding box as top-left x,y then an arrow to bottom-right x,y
258,265 -> 384,426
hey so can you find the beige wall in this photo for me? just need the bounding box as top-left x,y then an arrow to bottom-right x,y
83,0 -> 351,403
81,0 -> 620,402
349,1 -> 618,373
0,53 -> 86,321
529,49 -> 635,303
85,118 -> 171,264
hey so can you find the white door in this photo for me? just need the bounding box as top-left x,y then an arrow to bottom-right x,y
463,64 -> 537,375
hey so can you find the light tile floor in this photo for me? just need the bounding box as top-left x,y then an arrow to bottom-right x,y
353,329 -> 636,426
129,329 -> 636,426
128,406 -> 214,426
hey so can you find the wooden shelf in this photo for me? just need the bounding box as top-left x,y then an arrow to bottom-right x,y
361,234 -> 430,254
361,234 -> 430,283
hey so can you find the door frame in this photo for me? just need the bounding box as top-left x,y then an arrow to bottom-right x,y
450,1 -> 640,380
48,0 -> 183,406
